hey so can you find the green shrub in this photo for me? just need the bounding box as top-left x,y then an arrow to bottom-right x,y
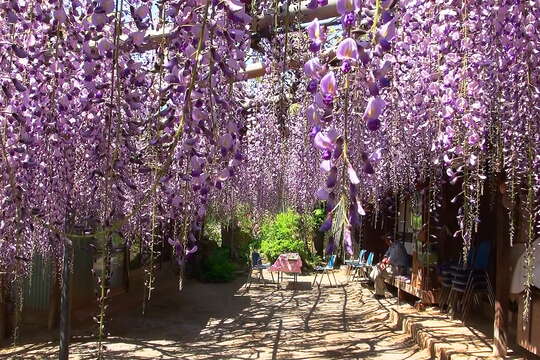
259,210 -> 306,263
203,217 -> 222,245
304,252 -> 323,269
200,247 -> 237,282
202,204 -> 258,266
305,207 -> 326,232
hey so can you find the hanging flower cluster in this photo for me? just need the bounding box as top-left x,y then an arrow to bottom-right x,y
1,0 -> 257,347
1,0 -> 540,348
302,0 -> 397,255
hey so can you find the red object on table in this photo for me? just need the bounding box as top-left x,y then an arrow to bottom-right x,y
270,253 -> 302,273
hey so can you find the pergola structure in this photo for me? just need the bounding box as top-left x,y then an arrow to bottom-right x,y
1,0 -> 538,359
134,0 -> 341,79
126,2 -> 515,355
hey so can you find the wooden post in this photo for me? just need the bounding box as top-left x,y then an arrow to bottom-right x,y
0,274 -> 6,339
124,245 -> 130,292
493,178 -> 510,357
59,238 -> 73,360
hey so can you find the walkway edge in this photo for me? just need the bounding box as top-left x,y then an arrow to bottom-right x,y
388,307 -> 523,360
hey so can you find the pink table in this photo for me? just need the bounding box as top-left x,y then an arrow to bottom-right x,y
270,253 -> 302,285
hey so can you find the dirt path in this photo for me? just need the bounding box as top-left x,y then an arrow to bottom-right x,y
1,272 -> 431,359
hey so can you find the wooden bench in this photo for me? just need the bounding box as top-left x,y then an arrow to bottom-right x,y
384,276 -> 438,305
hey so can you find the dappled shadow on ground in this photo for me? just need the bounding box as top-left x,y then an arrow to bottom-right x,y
375,290 -> 528,359
2,272 -> 432,359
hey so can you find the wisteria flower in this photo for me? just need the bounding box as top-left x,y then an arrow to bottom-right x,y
319,71 -> 337,105
320,159 -> 332,171
320,217 -> 333,233
307,18 -> 326,52
336,0 -> 361,15
326,166 -> 338,187
227,0 -> 245,12
307,79 -> 318,93
377,19 -> 396,50
304,58 -> 326,80
337,38 -> 359,61
363,97 -> 385,130
344,225 -> 353,255
342,12 -> 356,28
347,166 -> 360,184
313,128 -> 339,151
306,0 -> 319,9
316,188 -> 330,200
378,19 -> 396,41
337,38 -> 359,72
307,105 -> 322,124
362,161 -> 375,174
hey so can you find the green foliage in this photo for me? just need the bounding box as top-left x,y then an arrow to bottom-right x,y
304,252 -> 322,269
204,203 -> 256,265
311,207 -> 326,231
234,203 -> 255,234
259,210 -> 306,263
229,204 -> 256,265
234,227 -> 253,265
411,213 -> 422,231
289,103 -> 301,115
203,217 -> 222,245
200,247 -> 237,282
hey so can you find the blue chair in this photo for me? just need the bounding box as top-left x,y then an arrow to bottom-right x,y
345,249 -> 367,266
439,249 -> 474,311
313,254 -> 337,286
345,249 -> 366,280
247,252 -> 274,288
351,252 -> 375,282
447,241 -> 494,322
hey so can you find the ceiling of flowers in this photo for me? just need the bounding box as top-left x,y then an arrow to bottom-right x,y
1,0 -> 539,288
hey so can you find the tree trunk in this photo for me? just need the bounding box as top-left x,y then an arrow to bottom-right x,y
221,222 -> 232,250
314,233 -> 324,257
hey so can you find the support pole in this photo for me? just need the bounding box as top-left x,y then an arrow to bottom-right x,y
493,178 -> 510,357
59,238 -> 73,360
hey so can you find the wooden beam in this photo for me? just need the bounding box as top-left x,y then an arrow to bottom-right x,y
118,2 -> 341,84
240,47 -> 335,82
493,177 -> 510,357
242,62 -> 267,80
253,0 -> 338,33
135,1 -> 339,53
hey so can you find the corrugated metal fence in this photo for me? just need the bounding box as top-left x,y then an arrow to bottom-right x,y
23,254 -> 52,312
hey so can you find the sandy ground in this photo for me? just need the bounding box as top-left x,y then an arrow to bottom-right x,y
1,271 -> 435,359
